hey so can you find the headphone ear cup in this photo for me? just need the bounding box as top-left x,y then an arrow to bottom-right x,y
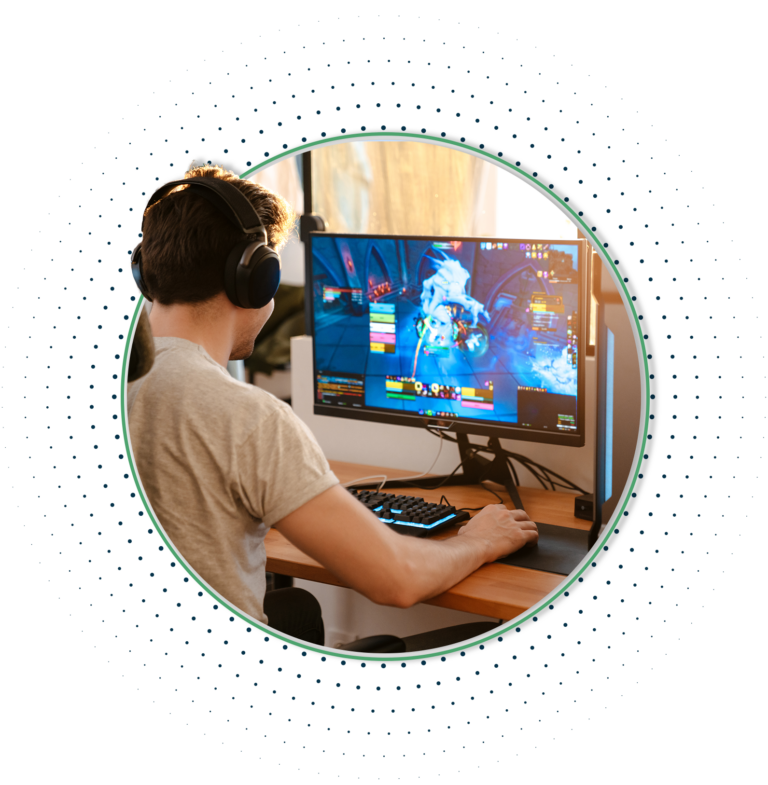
223,239 -> 249,307
244,245 -> 281,309
131,243 -> 153,301
224,239 -> 281,309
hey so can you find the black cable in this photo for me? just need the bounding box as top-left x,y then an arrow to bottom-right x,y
422,428 -> 587,500
424,426 -> 587,495
450,441 -> 538,494
501,448 -> 586,494
544,472 -> 560,492
511,455 -> 582,491
474,459 -> 507,505
505,457 -> 521,489
458,481 -> 505,511
523,461 -> 563,492
530,461 -> 568,491
508,456 -> 551,491
412,458 -> 502,510
453,451 -> 507,510
425,425 -> 460,444
548,478 -> 575,491
485,486 -> 505,504
507,453 -> 587,494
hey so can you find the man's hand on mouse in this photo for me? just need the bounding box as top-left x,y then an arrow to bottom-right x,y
456,504 -> 538,562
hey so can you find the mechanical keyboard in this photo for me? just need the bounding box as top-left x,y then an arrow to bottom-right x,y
347,488 -> 470,536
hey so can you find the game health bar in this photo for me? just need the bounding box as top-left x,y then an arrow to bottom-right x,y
462,401 -> 494,411
530,293 -> 565,314
317,373 -> 364,406
323,286 -> 363,304
370,303 -> 396,315
370,303 -> 396,354
318,373 -> 363,384
318,381 -> 363,393
385,378 -> 459,400
370,321 -> 396,346
385,379 -> 417,400
460,385 -> 494,411
369,311 -> 395,324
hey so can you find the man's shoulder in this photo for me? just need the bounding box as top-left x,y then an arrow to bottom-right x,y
189,355 -> 288,416
129,336 -> 289,421
225,375 -> 290,420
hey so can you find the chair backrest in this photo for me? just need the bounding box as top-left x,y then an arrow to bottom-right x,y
128,307 -> 155,383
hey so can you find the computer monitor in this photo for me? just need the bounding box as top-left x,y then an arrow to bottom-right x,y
306,230 -> 595,575
307,232 -> 587,447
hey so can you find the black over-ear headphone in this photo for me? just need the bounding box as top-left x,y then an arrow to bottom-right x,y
130,177 -> 281,309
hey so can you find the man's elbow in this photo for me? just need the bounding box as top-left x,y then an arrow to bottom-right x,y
341,536 -> 431,608
366,583 -> 419,609
388,584 -> 423,609
361,562 -> 421,609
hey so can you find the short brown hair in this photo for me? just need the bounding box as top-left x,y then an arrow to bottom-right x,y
140,164 -> 297,305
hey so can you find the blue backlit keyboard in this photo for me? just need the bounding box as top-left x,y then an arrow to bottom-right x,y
347,489 -> 470,536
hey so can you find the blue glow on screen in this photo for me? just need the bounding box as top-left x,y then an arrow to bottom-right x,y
311,235 -> 581,434
605,327 -> 614,500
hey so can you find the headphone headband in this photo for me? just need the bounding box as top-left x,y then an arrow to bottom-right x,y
142,177 -> 267,236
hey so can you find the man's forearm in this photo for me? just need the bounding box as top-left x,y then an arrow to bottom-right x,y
385,530 -> 492,608
275,486 -> 535,610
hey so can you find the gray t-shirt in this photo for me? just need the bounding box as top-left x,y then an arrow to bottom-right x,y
127,336 -> 338,624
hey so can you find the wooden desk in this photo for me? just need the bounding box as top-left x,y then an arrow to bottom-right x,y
265,461 -> 591,621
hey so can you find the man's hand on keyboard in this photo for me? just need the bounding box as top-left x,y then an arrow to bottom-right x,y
456,504 -> 538,562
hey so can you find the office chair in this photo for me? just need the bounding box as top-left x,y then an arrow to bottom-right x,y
126,309 -> 500,657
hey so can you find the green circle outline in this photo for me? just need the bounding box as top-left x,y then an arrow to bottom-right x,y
121,132 -> 650,660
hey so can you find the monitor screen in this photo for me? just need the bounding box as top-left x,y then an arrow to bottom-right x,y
307,233 -> 586,446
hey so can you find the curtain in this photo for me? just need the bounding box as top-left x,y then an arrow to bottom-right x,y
310,140 -> 497,237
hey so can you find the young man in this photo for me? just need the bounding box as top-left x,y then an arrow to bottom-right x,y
127,164 -> 537,646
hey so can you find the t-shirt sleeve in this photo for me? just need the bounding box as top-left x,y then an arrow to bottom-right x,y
236,405 -> 339,527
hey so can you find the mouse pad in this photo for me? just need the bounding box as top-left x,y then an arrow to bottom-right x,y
496,522 -> 589,575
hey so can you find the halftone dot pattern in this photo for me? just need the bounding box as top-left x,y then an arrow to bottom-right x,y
3,6 -> 766,783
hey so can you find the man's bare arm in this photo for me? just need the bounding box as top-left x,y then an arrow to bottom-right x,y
273,484 -> 537,608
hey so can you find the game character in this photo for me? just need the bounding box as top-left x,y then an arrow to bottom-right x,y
420,253 -> 488,329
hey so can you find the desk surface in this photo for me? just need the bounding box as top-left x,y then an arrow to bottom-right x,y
265,460 -> 590,620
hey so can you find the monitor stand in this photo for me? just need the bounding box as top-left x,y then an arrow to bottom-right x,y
379,433 -> 597,577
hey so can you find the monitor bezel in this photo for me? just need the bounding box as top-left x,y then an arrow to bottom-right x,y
305,231 -> 587,448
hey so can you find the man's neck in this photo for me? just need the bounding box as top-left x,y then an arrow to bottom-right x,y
148,297 -> 235,367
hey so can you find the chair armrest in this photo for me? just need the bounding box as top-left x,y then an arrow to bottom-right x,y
337,635 -> 405,657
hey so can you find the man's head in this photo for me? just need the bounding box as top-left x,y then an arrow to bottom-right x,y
139,164 -> 296,363
139,164 -> 296,306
